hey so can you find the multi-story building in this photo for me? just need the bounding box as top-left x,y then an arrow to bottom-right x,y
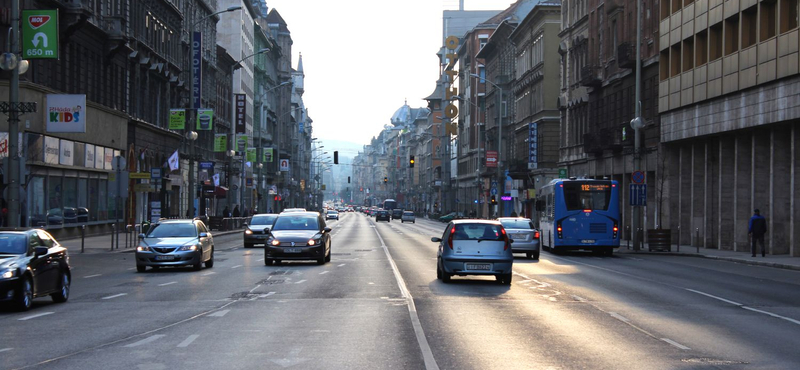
658,0 -> 800,255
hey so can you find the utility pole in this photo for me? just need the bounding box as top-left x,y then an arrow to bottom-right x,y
7,0 -> 21,226
631,0 -> 645,251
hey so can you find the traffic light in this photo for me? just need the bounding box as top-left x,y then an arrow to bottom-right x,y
333,151 -> 339,164
409,155 -> 415,168
490,195 -> 497,204
274,195 -> 278,201
383,177 -> 388,183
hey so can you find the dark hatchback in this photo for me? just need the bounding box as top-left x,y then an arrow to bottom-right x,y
0,228 -> 71,311
391,209 -> 403,220
264,212 -> 332,265
244,214 -> 278,248
375,210 -> 391,222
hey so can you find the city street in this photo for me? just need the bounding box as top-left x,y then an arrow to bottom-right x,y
2,212 -> 800,369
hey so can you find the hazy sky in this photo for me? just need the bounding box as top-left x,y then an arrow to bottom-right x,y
266,0 -> 513,147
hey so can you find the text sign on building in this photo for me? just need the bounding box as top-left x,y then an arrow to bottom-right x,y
486,150 -> 498,168
528,122 -> 538,165
235,94 -> 246,134
46,94 -> 86,133
192,32 -> 202,109
22,10 -> 58,59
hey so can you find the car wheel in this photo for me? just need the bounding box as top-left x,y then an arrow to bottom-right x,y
274,259 -> 282,265
205,248 -> 215,268
436,262 -> 442,280
533,251 -> 540,260
603,247 -> 614,256
51,271 -> 70,303
15,276 -> 33,311
325,247 -> 331,262
264,258 -> 273,266
496,273 -> 512,285
192,253 -> 203,271
136,265 -> 146,273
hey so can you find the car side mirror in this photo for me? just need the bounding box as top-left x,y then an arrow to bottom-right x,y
138,233 -> 146,239
199,232 -> 208,238
431,237 -> 442,243
323,227 -> 332,233
34,246 -> 49,256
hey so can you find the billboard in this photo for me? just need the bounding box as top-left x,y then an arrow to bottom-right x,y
46,94 -> 86,132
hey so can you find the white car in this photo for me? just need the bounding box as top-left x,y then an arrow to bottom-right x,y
401,211 -> 416,223
326,210 -> 339,220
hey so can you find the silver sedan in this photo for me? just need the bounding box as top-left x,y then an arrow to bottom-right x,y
135,219 -> 215,272
498,217 -> 540,259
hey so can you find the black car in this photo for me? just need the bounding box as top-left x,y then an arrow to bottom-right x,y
375,210 -> 391,222
391,209 -> 403,220
264,212 -> 332,265
0,228 -> 71,311
244,214 -> 278,248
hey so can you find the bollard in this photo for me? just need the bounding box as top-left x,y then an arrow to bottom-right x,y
81,225 -> 86,254
626,226 -> 631,249
110,224 -> 115,251
696,228 -> 700,253
677,226 -> 681,253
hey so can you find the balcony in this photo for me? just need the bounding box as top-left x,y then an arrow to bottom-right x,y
580,65 -> 602,87
618,42 -> 635,69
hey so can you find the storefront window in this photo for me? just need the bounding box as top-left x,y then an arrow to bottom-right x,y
78,178 -> 88,223
47,176 -> 63,226
27,176 -> 46,227
108,180 -> 117,221
89,179 -> 98,221
98,179 -> 108,220
63,177 -> 78,225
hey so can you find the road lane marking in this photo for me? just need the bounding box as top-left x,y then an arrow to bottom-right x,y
123,334 -> 165,347
177,334 -> 199,348
295,280 -> 307,284
18,312 -> 54,321
685,289 -> 743,306
572,295 -> 587,302
231,265 -> 243,269
83,274 -> 102,278
319,271 -> 330,275
337,264 -> 346,267
101,293 -> 127,300
742,306 -> 800,325
373,224 -> 439,370
202,272 -> 216,276
158,281 -> 177,287
258,292 -> 276,298
208,309 -> 230,317
661,338 -> 691,350
0,348 -> 11,353
257,258 -> 264,261
609,312 -> 630,322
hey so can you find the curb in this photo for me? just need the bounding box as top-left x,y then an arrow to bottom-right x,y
621,250 -> 800,271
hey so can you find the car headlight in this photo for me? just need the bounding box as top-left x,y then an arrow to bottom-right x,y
136,245 -> 151,252
1,269 -> 17,279
270,239 -> 280,246
245,229 -> 253,235
307,239 -> 317,246
178,244 -> 198,251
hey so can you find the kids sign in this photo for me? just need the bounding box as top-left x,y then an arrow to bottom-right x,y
22,10 -> 59,59
46,94 -> 86,133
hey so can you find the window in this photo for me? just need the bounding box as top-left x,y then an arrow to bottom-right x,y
683,38 -> 694,72
725,15 -> 740,55
670,44 -> 681,76
742,6 -> 758,48
63,178 -> 78,226
710,22 -> 723,60
28,176 -> 46,227
696,30 -> 708,66
761,0 -> 777,40
48,176 -> 63,226
780,0 -> 798,33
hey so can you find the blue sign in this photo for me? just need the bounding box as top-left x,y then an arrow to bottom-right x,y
199,161 -> 214,170
490,188 -> 498,195
151,168 -> 162,179
192,32 -> 202,109
528,122 -> 538,164
299,120 -> 304,134
632,170 -> 645,184
629,184 -> 647,206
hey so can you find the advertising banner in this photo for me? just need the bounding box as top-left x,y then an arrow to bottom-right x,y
22,9 -> 58,59
263,147 -> 273,162
44,136 -> 59,164
235,94 -> 246,134
94,145 -> 104,169
169,109 -> 185,130
214,134 -> 227,152
59,139 -> 74,166
192,32 -> 202,109
236,134 -> 248,153
279,158 -> 289,172
247,148 -> 256,162
528,122 -> 538,165
46,94 -> 86,133
104,148 -> 114,170
196,108 -> 213,130
85,144 -> 95,168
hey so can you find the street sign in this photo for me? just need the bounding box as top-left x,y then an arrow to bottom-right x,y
486,151 -> 498,168
558,168 -> 568,178
22,10 -> 59,59
632,170 -> 645,184
130,172 -> 151,179
490,188 -> 498,195
629,184 -> 647,206
151,168 -> 162,179
491,181 -> 498,189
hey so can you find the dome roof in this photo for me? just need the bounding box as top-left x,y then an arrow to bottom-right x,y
390,100 -> 411,126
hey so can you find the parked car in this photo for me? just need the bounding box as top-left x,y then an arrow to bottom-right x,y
401,211 -> 416,223
438,212 -> 464,223
0,228 -> 71,311
76,207 -> 89,223
498,217 -> 540,259
431,220 -> 514,284
375,210 -> 391,222
135,219 -> 215,272
326,210 -> 339,220
244,214 -> 278,248
264,212 -> 331,265
391,209 -> 404,220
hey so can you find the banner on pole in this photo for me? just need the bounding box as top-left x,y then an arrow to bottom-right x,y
236,134 -> 248,153
169,109 -> 185,130
246,148 -> 256,162
196,108 -> 213,130
263,147 -> 273,162
214,134 -> 227,152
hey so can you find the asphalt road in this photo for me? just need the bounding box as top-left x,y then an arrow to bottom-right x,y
2,212 -> 799,369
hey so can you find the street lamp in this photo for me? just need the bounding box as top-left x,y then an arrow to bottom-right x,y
185,131 -> 199,217
470,73 -> 504,216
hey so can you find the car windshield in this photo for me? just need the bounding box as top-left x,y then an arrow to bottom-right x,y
250,215 -> 277,226
272,216 -> 319,231
500,219 -> 534,229
404,212 -> 414,215
453,224 -> 504,241
327,211 -> 337,214
0,234 -> 27,254
146,223 -> 197,238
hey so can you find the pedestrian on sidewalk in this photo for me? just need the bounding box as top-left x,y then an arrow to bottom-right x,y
232,205 -> 241,218
222,206 -> 231,218
748,209 -> 767,257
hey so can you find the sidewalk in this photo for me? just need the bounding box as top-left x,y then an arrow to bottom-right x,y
58,229 -> 243,254
616,243 -> 800,271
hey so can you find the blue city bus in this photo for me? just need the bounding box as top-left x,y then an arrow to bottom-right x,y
382,198 -> 398,211
535,178 -> 620,255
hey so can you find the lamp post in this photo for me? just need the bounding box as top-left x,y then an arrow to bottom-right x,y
185,131 -> 198,217
471,73 -> 504,217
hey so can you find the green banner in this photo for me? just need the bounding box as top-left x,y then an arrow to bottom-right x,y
263,148 -> 274,162
247,148 -> 257,162
214,134 -> 227,152
169,109 -> 185,130
235,134 -> 248,152
22,10 -> 59,59
196,108 -> 213,130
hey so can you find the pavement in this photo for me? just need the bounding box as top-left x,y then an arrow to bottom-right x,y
58,229 -> 244,254
615,242 -> 800,271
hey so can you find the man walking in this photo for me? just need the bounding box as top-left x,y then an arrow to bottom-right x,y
748,209 -> 767,257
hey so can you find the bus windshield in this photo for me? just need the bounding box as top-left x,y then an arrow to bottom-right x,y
563,181 -> 612,211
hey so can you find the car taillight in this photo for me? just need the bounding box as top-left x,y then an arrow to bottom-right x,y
501,228 -> 509,250
447,227 -> 455,249
557,223 -> 563,239
613,223 -> 618,239
534,231 -> 540,239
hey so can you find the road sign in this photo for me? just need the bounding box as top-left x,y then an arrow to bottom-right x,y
491,181 -> 498,189
130,172 -> 151,179
22,10 -> 59,59
632,170 -> 645,184
151,168 -> 162,179
629,184 -> 647,206
558,168 -> 568,179
486,151 -> 498,168
490,188 -> 498,195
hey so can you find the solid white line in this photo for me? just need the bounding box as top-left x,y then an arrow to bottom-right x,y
661,338 -> 691,350
83,274 -> 102,278
742,306 -> 800,326
319,271 -> 330,275
572,295 -> 587,302
202,272 -> 216,276
123,334 -> 165,348
18,312 -> 54,321
158,281 -> 177,287
337,263 -> 346,267
372,224 -> 439,370
609,312 -> 630,322
685,289 -> 743,306
177,334 -> 199,348
101,293 -> 127,300
208,309 -> 230,317
257,258 -> 264,261
295,280 -> 307,284
231,265 -> 242,269
0,348 -> 11,353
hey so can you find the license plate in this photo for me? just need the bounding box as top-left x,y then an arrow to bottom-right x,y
284,248 -> 302,253
581,239 -> 596,244
155,255 -> 175,261
465,263 -> 491,271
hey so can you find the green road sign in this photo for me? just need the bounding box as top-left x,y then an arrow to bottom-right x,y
22,10 -> 59,59
558,168 -> 568,179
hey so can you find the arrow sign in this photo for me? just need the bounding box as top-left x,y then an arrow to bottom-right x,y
32,32 -> 48,47
22,10 -> 58,59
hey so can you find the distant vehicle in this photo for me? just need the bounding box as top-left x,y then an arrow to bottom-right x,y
0,228 -> 71,311
265,212 -> 331,265
135,219 -> 215,272
498,217 -> 540,259
326,210 -> 339,220
244,214 -> 278,248
438,212 -> 464,223
401,211 -> 416,223
382,199 -> 398,212
536,179 -> 620,256
432,220 -> 514,284
282,208 -> 307,213
391,209 -> 403,220
375,210 -> 391,222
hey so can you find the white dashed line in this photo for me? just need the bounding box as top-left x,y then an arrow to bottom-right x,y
83,274 -> 102,278
177,334 -> 199,348
258,292 -> 276,298
158,281 -> 177,287
208,309 -> 230,317
202,272 -> 216,276
661,338 -> 691,350
257,258 -> 264,261
124,335 -> 165,347
231,265 -> 242,269
742,306 -> 800,325
127,267 -> 136,270
685,289 -> 742,306
0,348 -> 12,353
319,271 -> 330,275
609,312 -> 630,322
101,293 -> 127,300
337,264 -> 346,267
572,295 -> 587,302
18,312 -> 54,321
295,280 -> 307,284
